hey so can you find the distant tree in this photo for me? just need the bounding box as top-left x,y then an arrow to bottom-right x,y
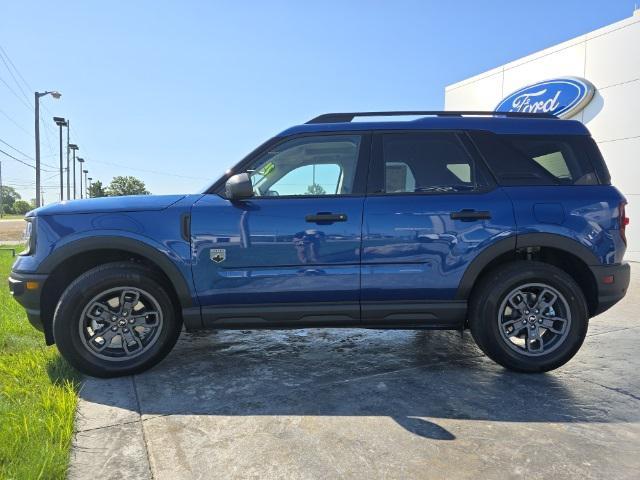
13,200 -> 32,215
1,204 -> 14,215
305,183 -> 326,195
0,185 -> 20,209
106,176 -> 150,196
88,180 -> 106,198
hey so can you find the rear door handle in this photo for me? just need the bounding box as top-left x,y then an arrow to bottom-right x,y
450,209 -> 492,221
305,212 -> 348,224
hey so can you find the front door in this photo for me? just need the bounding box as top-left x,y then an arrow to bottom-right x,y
361,131 -> 516,326
191,133 -> 370,327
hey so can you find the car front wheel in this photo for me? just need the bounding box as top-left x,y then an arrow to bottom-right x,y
53,262 -> 182,378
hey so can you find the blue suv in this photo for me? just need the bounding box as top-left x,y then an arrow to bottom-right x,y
8,111 -> 630,377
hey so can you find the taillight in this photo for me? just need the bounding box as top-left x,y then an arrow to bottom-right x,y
620,202 -> 629,245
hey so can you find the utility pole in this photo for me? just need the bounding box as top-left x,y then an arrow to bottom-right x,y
34,91 -> 61,207
54,117 -> 67,201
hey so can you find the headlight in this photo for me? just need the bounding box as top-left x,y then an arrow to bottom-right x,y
20,218 -> 36,256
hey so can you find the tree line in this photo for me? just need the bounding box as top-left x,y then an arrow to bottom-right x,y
1,175 -> 149,214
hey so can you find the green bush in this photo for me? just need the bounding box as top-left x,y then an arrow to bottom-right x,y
12,200 -> 32,215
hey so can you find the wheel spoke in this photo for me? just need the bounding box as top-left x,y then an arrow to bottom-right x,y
541,316 -> 568,335
119,290 -> 140,315
525,326 -> 544,352
122,329 -> 143,355
508,291 -> 529,311
86,302 -> 114,323
502,316 -> 526,336
130,311 -> 160,328
92,329 -> 119,352
536,288 -> 558,313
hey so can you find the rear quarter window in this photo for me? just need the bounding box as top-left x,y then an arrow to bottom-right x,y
470,132 -> 603,186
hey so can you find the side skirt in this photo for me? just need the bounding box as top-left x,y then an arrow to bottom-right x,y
184,301 -> 467,331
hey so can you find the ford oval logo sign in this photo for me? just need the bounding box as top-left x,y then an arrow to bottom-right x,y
495,77 -> 595,118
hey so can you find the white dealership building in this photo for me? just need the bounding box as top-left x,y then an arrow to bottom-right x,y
445,11 -> 640,261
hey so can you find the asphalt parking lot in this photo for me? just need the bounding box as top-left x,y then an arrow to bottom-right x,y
70,268 -> 640,480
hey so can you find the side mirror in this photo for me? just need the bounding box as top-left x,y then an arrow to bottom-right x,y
225,173 -> 254,200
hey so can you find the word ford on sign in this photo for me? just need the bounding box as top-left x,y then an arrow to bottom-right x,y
495,77 -> 595,119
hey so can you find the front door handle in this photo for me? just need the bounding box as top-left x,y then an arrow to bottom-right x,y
305,212 -> 348,224
450,209 -> 492,221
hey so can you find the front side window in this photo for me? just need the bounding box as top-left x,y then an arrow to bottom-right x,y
246,135 -> 361,197
381,132 -> 481,193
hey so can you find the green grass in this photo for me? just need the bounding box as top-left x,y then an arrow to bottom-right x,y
0,249 -> 80,479
0,215 -> 25,220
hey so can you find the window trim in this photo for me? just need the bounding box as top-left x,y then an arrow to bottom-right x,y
210,132 -> 372,199
367,130 -> 496,196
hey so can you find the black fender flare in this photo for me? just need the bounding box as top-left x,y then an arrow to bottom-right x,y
456,233 -> 599,300
38,236 -> 194,309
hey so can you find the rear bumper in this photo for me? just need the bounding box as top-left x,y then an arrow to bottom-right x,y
590,262 -> 630,315
8,272 -> 48,332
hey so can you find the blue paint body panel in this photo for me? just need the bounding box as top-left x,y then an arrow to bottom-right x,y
190,195 -> 363,307
361,188 -> 516,301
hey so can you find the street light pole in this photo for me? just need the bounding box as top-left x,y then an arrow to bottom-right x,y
66,120 -> 70,200
78,158 -> 85,199
87,177 -> 92,198
53,117 -> 67,201
34,91 -> 61,207
83,169 -> 88,198
69,145 -> 78,198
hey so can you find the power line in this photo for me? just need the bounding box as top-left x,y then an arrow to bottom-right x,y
0,147 -> 37,169
0,48 -> 31,107
0,107 -> 32,137
89,158 -> 203,180
0,73 -> 31,110
0,147 -> 56,172
0,137 -> 35,161
0,44 -> 34,92
0,137 -> 57,170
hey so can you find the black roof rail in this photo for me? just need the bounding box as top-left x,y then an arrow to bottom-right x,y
305,110 -> 557,124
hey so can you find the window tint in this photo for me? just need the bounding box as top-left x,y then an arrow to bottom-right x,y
247,135 -> 361,196
470,132 -> 600,186
506,137 -> 597,184
381,133 -> 482,193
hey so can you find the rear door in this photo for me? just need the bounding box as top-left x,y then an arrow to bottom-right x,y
191,133 -> 370,327
361,130 -> 516,326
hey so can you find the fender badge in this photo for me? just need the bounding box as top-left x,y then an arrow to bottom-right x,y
210,248 -> 226,263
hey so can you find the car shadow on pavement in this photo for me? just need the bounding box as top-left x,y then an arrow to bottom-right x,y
78,328 -> 637,441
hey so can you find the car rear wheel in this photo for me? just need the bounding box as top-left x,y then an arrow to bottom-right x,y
53,262 -> 182,378
469,261 -> 588,372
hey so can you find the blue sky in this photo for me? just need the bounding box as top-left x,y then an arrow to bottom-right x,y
0,0 -> 635,202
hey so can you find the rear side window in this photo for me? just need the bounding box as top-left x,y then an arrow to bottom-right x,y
381,132 -> 488,193
470,132 -> 601,186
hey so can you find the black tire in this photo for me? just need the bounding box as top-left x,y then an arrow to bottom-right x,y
469,261 -> 588,373
53,262 -> 182,378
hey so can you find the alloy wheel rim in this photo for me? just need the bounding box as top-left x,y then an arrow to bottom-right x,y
497,283 -> 571,357
79,286 -> 163,361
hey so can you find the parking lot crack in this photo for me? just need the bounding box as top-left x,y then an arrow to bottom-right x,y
132,375 -> 155,479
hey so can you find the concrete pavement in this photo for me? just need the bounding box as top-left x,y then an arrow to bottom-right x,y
69,268 -> 640,479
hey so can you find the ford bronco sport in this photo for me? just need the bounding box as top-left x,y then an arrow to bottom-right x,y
8,111 -> 630,377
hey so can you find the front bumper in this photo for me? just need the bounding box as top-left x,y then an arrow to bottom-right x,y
590,262 -> 630,315
8,272 -> 48,332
